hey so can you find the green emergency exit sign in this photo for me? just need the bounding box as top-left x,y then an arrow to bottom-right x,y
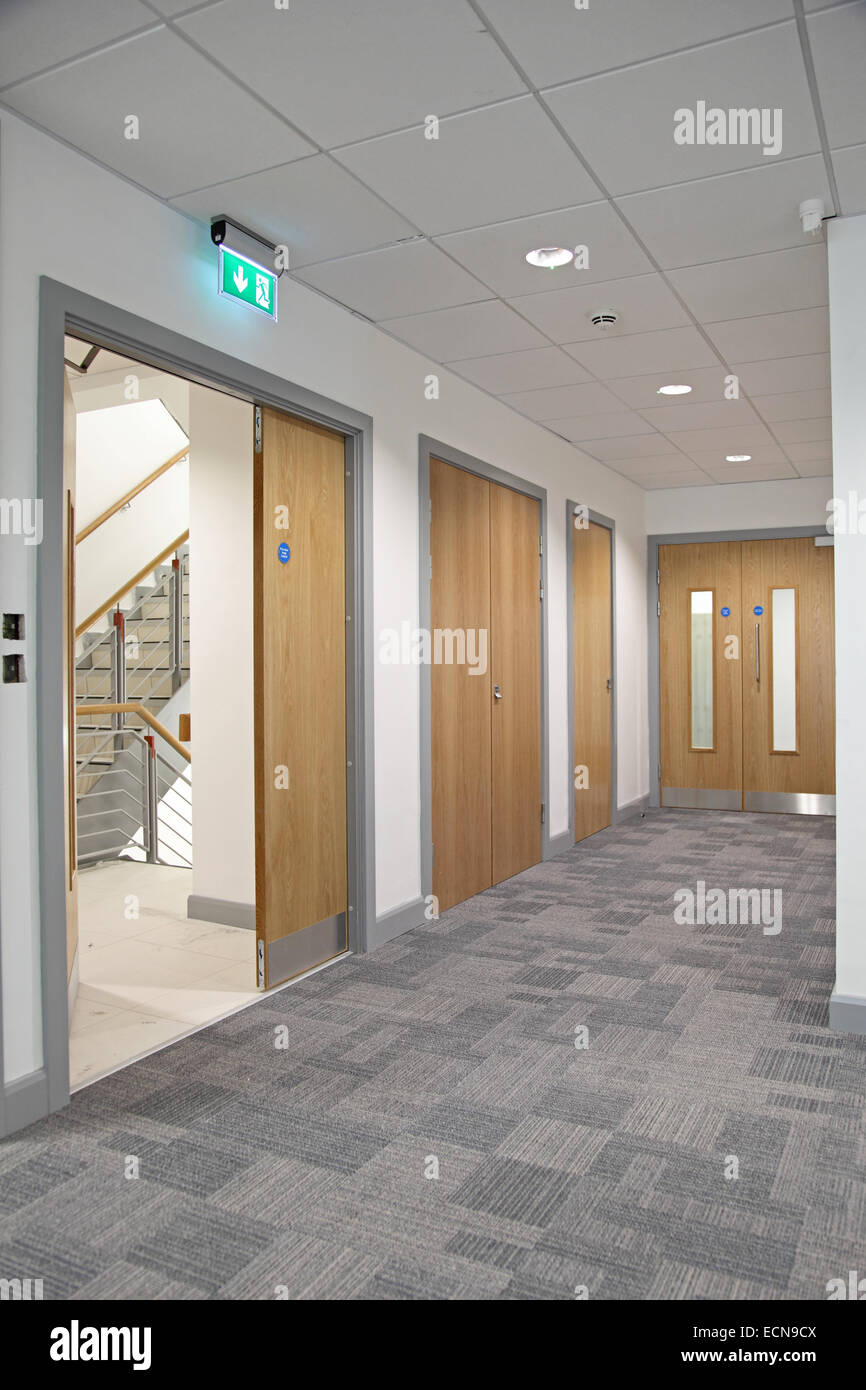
218,246 -> 277,321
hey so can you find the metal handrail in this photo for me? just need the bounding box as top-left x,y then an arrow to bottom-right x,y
75,715 -> 192,868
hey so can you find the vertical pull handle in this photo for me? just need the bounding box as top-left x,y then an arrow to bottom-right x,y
755,623 -> 760,686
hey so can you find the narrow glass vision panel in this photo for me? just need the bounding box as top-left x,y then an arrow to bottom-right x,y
771,587 -> 797,752
690,590 -> 714,750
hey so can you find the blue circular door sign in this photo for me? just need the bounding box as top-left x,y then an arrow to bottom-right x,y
720,606 -> 730,617
277,542 -> 291,564
753,605 -> 763,615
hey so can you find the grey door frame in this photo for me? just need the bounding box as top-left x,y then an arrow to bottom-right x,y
566,503 -> 617,840
648,525 -> 828,810
2,275 -> 375,1136
418,434 -> 552,910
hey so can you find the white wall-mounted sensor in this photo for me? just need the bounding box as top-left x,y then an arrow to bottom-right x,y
799,198 -> 825,237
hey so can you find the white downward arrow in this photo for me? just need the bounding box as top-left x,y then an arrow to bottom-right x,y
233,265 -> 248,293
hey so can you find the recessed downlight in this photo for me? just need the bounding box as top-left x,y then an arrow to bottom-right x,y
657,383 -> 692,395
725,454 -> 752,462
525,246 -> 573,269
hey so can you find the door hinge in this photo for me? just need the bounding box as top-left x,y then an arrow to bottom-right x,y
254,406 -> 263,454
656,568 -> 660,586
428,555 -> 433,581
539,580 -> 544,601
657,763 -> 662,783
657,599 -> 661,617
541,803 -> 545,824
539,534 -> 543,556
257,938 -> 265,988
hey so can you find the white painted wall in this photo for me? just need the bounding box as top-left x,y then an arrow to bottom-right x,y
828,213 -> 866,1006
645,475 -> 830,536
187,384 -> 255,908
0,111 -> 647,1082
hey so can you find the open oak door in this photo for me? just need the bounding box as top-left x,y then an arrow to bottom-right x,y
254,407 -> 348,988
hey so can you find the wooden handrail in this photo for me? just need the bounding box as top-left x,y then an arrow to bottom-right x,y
75,530 -> 189,637
75,446 -> 189,544
76,702 -> 191,764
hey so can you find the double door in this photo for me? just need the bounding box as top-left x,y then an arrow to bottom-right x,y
430,456 -> 542,912
659,537 -> 835,813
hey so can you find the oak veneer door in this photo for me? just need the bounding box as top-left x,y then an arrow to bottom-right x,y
741,537 -> 835,812
64,371 -> 79,989
573,519 -> 612,842
430,457 -> 492,912
659,541 -> 742,810
254,408 -> 347,987
490,481 -> 542,884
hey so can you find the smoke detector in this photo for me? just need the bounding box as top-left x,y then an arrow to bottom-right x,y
589,309 -> 618,330
799,198 -> 825,237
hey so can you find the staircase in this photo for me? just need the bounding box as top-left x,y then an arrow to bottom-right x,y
75,542 -> 192,866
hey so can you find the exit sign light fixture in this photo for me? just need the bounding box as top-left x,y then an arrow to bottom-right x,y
211,217 -> 280,322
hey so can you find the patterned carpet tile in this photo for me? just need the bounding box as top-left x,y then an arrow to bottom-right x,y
1,809 -> 863,1299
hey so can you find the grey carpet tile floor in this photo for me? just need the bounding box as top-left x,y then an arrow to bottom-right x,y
2,808 -> 863,1301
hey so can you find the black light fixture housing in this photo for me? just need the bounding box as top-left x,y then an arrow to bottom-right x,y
210,217 -> 285,278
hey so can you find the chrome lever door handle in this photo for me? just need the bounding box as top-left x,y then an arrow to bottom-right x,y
755,623 -> 760,685
493,684 -> 502,701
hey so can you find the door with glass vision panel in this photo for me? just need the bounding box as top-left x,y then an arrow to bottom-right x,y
658,542 -> 743,809
741,537 -> 835,813
254,408 -> 348,988
573,519 -> 612,842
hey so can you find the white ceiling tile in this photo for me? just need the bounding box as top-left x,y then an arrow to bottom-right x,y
499,381 -> 627,421
546,25 -> 818,197
292,241 -> 489,320
379,300 -> 547,361
509,273 -> 689,344
790,457 -> 833,476
449,348 -> 591,393
606,453 -> 697,475
435,201 -> 651,298
552,411 -> 655,441
772,418 -> 833,442
754,388 -> 831,422
667,244 -> 828,322
334,98 -> 600,236
731,353 -> 830,395
2,28 -> 312,197
618,155 -> 834,268
832,142 -> 866,216
564,326 -> 722,379
639,399 -> 761,432
705,307 -> 829,362
685,444 -> 790,468
475,0 -> 793,89
704,460 -> 799,482
641,471 -> 714,489
783,440 -> 835,463
579,434 -> 688,461
606,365 -> 734,409
171,155 -> 416,267
806,4 -> 866,148
661,423 -> 779,454
146,0 -> 224,12
178,0 -> 525,147
0,0 -> 155,89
